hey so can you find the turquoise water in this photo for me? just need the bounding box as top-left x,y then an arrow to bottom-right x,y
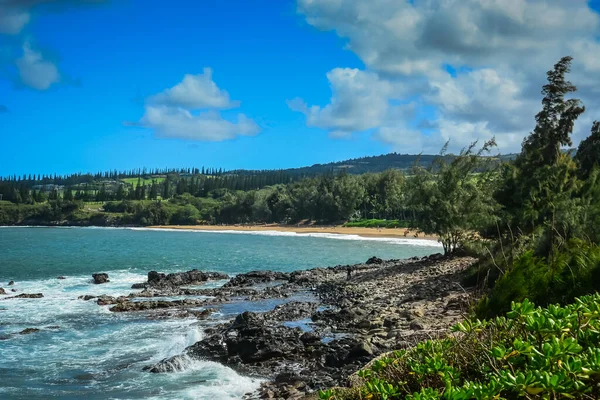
0,227 -> 439,399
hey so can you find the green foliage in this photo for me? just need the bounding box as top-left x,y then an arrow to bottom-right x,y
344,219 -> 410,229
477,240 -> 600,318
575,121 -> 600,179
473,56 -> 600,318
409,140 -> 499,254
323,295 -> 600,399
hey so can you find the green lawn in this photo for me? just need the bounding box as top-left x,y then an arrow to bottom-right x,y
121,177 -> 165,187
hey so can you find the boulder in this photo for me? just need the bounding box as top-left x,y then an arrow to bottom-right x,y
96,295 -> 125,305
78,295 -> 96,301
57,276 -> 66,280
19,328 -> 40,335
8,281 -> 14,286
224,270 -> 290,288
92,273 -> 109,284
300,331 -> 320,344
146,269 -> 229,289
0,288 -> 6,295
131,283 -> 147,289
348,341 -> 373,358
13,293 -> 43,299
366,257 -> 384,265
109,298 -> 204,312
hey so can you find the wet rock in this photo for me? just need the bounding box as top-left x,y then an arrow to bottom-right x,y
96,295 -> 127,305
109,299 -> 204,312
19,328 -> 40,335
92,273 -> 110,284
366,256 -> 383,265
8,281 -> 14,286
0,288 -> 6,295
11,293 -> 43,299
57,276 -> 66,280
224,271 -> 290,288
78,295 -> 96,301
143,354 -> 190,373
131,283 -> 147,289
191,308 -> 216,320
146,269 -> 229,289
148,271 -> 165,283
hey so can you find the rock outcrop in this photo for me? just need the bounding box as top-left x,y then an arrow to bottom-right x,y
92,273 -> 109,284
131,269 -> 229,290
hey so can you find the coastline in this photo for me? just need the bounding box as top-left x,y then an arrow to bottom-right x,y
146,224 -> 440,241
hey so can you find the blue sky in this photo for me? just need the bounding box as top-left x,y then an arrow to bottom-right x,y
1,0 -> 600,176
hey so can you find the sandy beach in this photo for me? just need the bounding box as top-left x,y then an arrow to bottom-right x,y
147,224 -> 439,241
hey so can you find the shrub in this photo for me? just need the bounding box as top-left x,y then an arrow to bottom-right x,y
475,239 -> 600,318
321,295 -> 600,399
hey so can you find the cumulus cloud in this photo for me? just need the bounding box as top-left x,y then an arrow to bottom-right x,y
295,0 -> 600,153
148,68 -> 239,110
134,71 -> 260,142
15,42 -> 60,90
140,107 -> 259,142
288,68 -> 394,137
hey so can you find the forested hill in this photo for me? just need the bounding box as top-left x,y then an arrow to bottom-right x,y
232,152 -> 516,176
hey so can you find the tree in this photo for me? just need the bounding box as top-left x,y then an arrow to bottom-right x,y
496,56 -> 585,238
575,121 -> 600,179
63,187 -> 74,201
409,140 -> 498,255
115,184 -> 126,201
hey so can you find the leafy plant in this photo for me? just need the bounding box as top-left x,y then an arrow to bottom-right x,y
323,295 -> 600,399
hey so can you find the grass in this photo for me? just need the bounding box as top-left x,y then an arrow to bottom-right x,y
121,176 -> 165,187
344,219 -> 411,229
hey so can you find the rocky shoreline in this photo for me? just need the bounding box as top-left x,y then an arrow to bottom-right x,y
127,255 -> 476,398
2,255 -> 477,398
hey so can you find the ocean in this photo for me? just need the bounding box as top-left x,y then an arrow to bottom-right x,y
0,227 -> 440,399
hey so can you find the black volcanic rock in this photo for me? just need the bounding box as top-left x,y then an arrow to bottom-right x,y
142,269 -> 228,289
92,273 -> 109,284
366,256 -> 383,265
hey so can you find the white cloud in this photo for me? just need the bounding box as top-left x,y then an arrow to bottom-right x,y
135,71 -> 260,142
15,42 -> 60,90
148,68 -> 239,110
296,0 -> 600,153
140,106 -> 259,142
288,68 -> 393,135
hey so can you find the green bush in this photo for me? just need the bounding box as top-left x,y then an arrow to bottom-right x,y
321,295 -> 600,399
475,239 -> 600,318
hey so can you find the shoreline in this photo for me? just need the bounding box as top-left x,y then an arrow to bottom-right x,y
146,224 -> 440,241
137,254 -> 476,398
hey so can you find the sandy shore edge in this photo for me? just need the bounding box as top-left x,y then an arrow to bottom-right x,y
146,224 -> 439,241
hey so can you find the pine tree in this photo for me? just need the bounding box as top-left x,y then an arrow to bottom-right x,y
575,121 -> 600,179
